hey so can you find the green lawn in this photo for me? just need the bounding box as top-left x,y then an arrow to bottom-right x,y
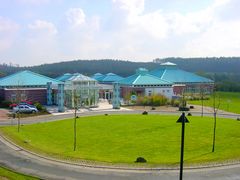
189,91 -> 240,114
0,166 -> 38,180
1,114 -> 240,166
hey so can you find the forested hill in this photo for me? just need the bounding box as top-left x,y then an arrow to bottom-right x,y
154,57 -> 240,73
0,60 -> 158,78
0,57 -> 240,78
26,60 -> 158,78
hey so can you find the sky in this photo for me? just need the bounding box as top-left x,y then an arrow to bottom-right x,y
0,0 -> 240,66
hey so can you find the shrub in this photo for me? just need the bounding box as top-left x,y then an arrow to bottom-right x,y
187,95 -> 210,101
137,94 -> 168,106
171,99 -> 180,107
0,100 -> 12,108
142,111 -> 148,115
34,102 -> 48,112
34,102 -> 43,111
151,94 -> 168,106
135,157 -> 147,163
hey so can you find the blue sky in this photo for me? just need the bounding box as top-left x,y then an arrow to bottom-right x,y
0,0 -> 240,66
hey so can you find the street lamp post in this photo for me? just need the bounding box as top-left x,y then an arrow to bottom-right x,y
177,112 -> 189,180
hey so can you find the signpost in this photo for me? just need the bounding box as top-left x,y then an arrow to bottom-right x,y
176,112 -> 189,180
130,95 -> 137,101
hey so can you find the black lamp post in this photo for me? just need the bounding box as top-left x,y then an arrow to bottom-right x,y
176,112 -> 189,180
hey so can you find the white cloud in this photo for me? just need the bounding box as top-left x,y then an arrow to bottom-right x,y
212,0 -> 231,7
109,0 -> 240,59
112,0 -> 169,39
183,21 -> 240,57
167,7 -> 213,35
111,0 -> 214,40
28,20 -> 57,35
112,0 -> 145,15
3,0 -> 240,65
16,0 -> 50,5
0,16 -> 19,32
65,8 -> 86,28
0,17 -> 19,52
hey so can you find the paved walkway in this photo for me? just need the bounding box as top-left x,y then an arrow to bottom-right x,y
0,109 -> 9,121
46,101 -> 131,116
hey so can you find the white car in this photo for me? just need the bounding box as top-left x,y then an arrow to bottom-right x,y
13,105 -> 38,113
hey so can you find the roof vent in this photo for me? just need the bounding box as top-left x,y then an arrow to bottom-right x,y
160,62 -> 176,66
106,73 -> 116,76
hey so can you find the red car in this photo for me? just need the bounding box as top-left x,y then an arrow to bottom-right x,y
9,103 -> 18,108
21,100 -> 33,105
9,101 -> 33,109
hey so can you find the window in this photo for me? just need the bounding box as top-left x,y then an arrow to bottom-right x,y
21,93 -> 26,100
11,94 -> 16,102
148,90 -> 152,96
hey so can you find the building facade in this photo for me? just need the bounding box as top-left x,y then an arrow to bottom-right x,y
0,70 -> 61,105
118,68 -> 173,101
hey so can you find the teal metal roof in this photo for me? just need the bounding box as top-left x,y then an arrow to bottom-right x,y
57,73 -> 96,82
68,74 -> 96,82
91,73 -> 105,81
55,73 -> 73,82
0,70 -> 61,87
92,73 -> 123,83
101,73 -> 123,83
150,66 -> 213,84
118,68 -> 172,86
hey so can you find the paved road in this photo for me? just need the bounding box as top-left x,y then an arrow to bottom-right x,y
1,137 -> 240,180
0,110 -> 239,126
0,110 -> 240,179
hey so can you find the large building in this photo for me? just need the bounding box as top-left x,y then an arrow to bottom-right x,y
0,62 -> 214,111
149,62 -> 214,95
92,73 -> 124,100
111,62 -> 214,105
56,73 -> 99,108
117,68 -> 173,99
0,71 -> 99,111
0,70 -> 61,104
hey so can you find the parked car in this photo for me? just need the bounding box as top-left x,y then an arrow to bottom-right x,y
9,101 -> 33,109
9,103 -> 18,109
13,105 -> 38,113
21,100 -> 33,105
18,102 -> 35,107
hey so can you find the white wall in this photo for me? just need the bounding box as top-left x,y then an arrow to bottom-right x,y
145,87 -> 173,99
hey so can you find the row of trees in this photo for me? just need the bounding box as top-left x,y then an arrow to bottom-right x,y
181,85 -> 220,153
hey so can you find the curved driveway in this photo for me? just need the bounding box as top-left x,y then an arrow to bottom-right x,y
1,110 -> 240,180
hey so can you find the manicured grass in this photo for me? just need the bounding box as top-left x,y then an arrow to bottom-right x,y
189,91 -> 240,114
0,166 -> 38,180
1,115 -> 240,166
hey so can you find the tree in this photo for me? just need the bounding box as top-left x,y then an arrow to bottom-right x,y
73,88 -> 81,151
212,84 -> 220,152
179,87 -> 187,110
73,89 -> 77,151
199,85 -> 205,117
13,80 -> 27,132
